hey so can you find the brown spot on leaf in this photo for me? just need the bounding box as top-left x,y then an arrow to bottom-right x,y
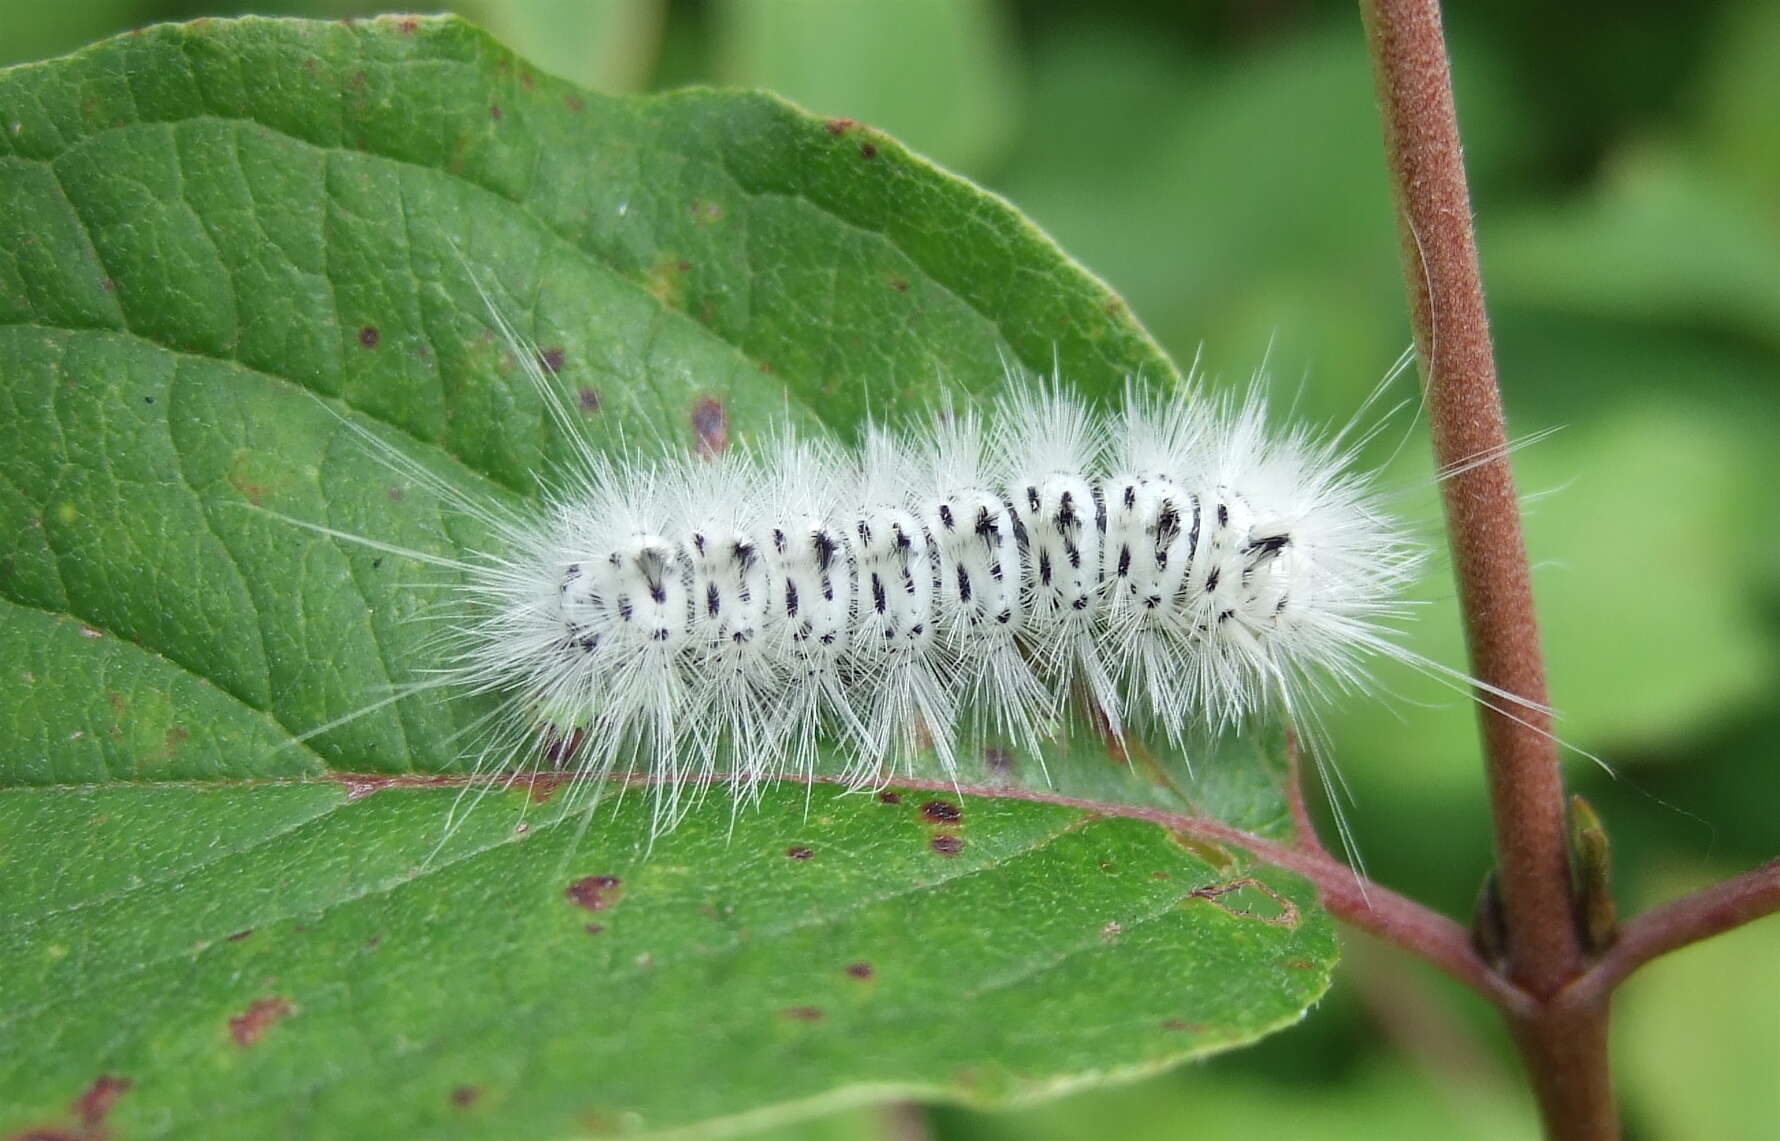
1151,871 -> 1170,881
538,346 -> 565,373
71,1074 -> 131,1131
845,962 -> 874,980
1187,877 -> 1300,928
397,16 -> 419,33
1285,958 -> 1317,970
691,397 -> 728,457
387,485 -> 404,502
1168,830 -> 1237,873
1101,921 -> 1123,941
450,1085 -> 480,1108
690,199 -> 724,223
513,770 -> 564,805
576,386 -> 601,413
824,118 -> 856,135
877,791 -> 901,805
80,626 -> 103,639
543,726 -> 586,767
489,104 -> 503,121
566,875 -> 623,912
782,1006 -> 824,1021
229,996 -> 294,1047
584,923 -> 604,936
930,834 -> 963,856
889,277 -> 909,293
520,69 -> 535,90
99,277 -> 115,293
859,142 -> 878,160
786,846 -> 814,861
644,254 -> 692,307
564,93 -> 584,111
920,800 -> 962,824
226,929 -> 253,942
158,725 -> 188,757
358,325 -> 379,348
1162,1018 -> 1204,1033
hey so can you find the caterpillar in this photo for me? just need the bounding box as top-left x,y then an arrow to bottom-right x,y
272,310 -> 1435,839
259,257 -> 1552,842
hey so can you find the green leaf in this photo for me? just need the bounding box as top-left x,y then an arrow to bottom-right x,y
0,15 -> 1333,1140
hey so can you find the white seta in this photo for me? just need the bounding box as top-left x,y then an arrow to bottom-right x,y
261,271 -> 1468,840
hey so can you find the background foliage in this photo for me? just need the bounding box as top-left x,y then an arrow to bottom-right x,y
4,1 -> 1776,1138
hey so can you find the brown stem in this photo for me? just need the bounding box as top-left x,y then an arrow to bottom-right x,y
1563,856 -> 1780,1007
1358,0 -> 1610,1135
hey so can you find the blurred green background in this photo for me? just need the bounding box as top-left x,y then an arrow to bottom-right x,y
7,1 -> 1777,1138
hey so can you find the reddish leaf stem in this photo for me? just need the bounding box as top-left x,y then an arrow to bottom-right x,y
1563,856 -> 1780,1007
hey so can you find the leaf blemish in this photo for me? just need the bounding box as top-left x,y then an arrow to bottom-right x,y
538,346 -> 565,373
72,1073 -> 132,1132
450,1085 -> 480,1108
920,800 -> 961,824
357,325 -> 379,348
782,1006 -> 824,1021
228,996 -> 294,1047
930,835 -> 963,856
824,118 -> 855,135
566,875 -> 623,912
1186,877 -> 1300,928
225,928 -> 252,942
877,791 -> 901,805
845,962 -> 874,980
576,386 -> 601,413
1168,829 -> 1236,873
692,397 -> 728,457
786,846 -> 814,861
859,142 -> 878,160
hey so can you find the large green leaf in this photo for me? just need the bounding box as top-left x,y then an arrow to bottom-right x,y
0,16 -> 1334,1139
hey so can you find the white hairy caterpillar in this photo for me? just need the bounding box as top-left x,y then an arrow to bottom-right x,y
272,265 -> 1546,837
